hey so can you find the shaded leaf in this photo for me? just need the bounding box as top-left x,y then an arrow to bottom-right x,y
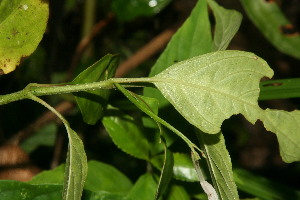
261,109 -> 300,163
112,0 -> 171,22
259,78 -> 300,100
63,126 -> 88,200
196,131 -> 239,200
127,173 -> 157,200
144,0 -> 212,107
102,107 -> 150,160
84,160 -> 132,194
153,50 -> 273,134
208,0 -> 242,51
166,185 -> 190,200
83,191 -> 130,200
21,123 -> 56,153
30,160 -> 132,194
0,0 -> 48,74
234,168 -> 300,200
72,54 -> 119,124
241,0 -> 300,59
0,180 -> 62,200
155,143 -> 174,200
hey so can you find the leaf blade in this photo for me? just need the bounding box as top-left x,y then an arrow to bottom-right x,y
153,50 -> 273,134
72,54 -> 119,125
0,0 -> 49,74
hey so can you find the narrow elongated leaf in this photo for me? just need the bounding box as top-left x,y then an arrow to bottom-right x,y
0,180 -> 62,200
63,126 -> 88,200
197,131 -> 239,200
0,0 -> 48,74
259,78 -> 300,100
153,50 -> 274,134
261,109 -> 300,163
208,0 -> 242,51
241,0 -> 300,59
102,107 -> 150,160
234,169 -> 300,200
155,143 -> 174,200
72,54 -> 119,124
144,0 -> 212,107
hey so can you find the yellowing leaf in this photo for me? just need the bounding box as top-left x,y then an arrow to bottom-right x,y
0,0 -> 48,74
153,50 -> 273,134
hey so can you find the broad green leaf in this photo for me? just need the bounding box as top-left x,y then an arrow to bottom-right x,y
0,180 -> 62,200
259,78 -> 300,100
260,109 -> 300,163
234,169 -> 300,200
112,0 -> 171,22
127,173 -> 157,200
153,50 -> 274,134
84,160 -> 132,194
21,123 -> 56,153
63,126 -> 88,200
166,185 -> 190,200
102,107 -> 150,160
207,0 -> 242,51
30,160 -> 132,194
241,0 -> 300,59
197,131 -> 239,200
144,0 -> 212,107
0,0 -> 48,74
83,191 -> 130,200
151,153 -> 198,182
155,143 -> 174,200
29,164 -> 65,184
72,54 -> 119,125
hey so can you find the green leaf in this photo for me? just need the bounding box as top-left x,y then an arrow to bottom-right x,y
102,107 -> 150,160
30,160 -> 132,194
259,78 -> 300,100
83,191 -> 130,200
29,164 -> 65,184
0,0 -> 48,74
21,123 -> 56,153
0,180 -> 62,200
260,109 -> 300,163
155,143 -> 174,200
234,168 -> 300,200
153,50 -> 273,134
111,0 -> 171,22
72,54 -> 119,125
127,173 -> 157,200
84,160 -> 132,194
197,131 -> 239,200
144,0 -> 212,107
151,153 -> 198,182
241,0 -> 300,59
208,0 -> 242,51
166,185 -> 190,200
63,126 -> 88,200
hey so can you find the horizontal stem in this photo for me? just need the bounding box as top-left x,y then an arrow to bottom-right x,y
0,77 -> 154,105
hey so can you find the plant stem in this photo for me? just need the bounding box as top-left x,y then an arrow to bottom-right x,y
0,77 -> 154,105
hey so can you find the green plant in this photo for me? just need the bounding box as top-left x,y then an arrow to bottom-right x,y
0,0 -> 300,200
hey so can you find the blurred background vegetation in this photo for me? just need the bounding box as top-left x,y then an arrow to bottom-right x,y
0,0 -> 299,197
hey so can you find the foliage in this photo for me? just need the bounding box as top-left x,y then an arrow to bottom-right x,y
0,0 -> 299,200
